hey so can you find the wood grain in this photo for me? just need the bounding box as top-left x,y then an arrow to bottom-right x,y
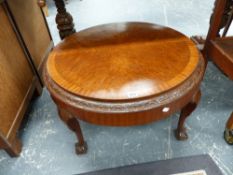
44,22 -> 204,154
7,0 -> 52,71
0,6 -> 33,137
47,22 -> 200,101
45,54 -> 204,126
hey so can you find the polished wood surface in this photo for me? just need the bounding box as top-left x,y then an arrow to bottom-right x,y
45,22 -> 205,154
7,0 -> 53,74
47,22 -> 199,101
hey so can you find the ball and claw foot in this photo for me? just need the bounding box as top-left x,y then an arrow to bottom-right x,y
75,141 -> 88,154
224,128 -> 233,145
176,127 -> 188,140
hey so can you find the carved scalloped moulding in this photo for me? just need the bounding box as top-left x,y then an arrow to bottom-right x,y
44,55 -> 205,113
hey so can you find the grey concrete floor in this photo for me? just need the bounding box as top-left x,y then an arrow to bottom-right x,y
1,0 -> 233,175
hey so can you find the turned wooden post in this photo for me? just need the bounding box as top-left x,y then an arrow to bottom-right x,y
53,0 -> 76,39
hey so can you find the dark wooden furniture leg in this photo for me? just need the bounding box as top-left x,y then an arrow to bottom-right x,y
57,107 -> 87,154
224,112 -> 233,144
176,90 -> 201,140
53,0 -> 75,39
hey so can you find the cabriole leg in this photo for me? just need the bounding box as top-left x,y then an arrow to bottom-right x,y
176,90 -> 201,140
58,106 -> 87,154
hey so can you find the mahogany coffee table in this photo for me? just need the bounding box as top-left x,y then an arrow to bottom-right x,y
44,22 -> 205,155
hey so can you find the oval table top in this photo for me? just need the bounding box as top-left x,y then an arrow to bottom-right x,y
46,22 -> 200,101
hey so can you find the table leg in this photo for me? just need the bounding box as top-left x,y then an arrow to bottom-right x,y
53,0 -> 76,39
224,112 -> 233,144
58,107 -> 87,154
176,90 -> 201,140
